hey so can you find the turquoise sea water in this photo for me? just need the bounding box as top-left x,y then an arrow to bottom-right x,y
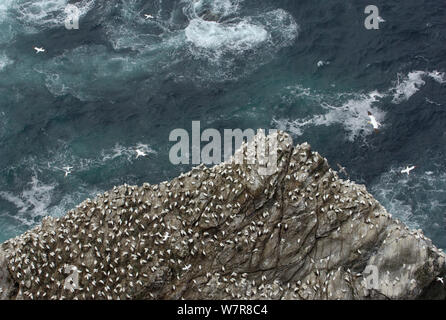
0,0 -> 445,249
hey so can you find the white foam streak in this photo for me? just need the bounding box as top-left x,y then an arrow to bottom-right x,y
391,70 -> 445,103
103,1 -> 298,83
0,177 -> 55,226
101,143 -> 157,162
0,52 -> 13,71
274,69 -> 444,140
0,0 -> 94,35
274,89 -> 385,141
185,19 -> 268,51
186,0 -> 242,18
0,139 -> 156,228
370,166 -> 446,239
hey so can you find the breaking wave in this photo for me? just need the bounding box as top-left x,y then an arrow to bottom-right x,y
273,70 -> 445,141
370,165 -> 446,250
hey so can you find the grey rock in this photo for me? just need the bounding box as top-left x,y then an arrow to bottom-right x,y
0,131 -> 445,300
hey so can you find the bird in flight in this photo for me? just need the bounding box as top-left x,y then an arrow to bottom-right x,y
401,165 -> 416,176
135,149 -> 148,159
144,14 -> 154,19
437,277 -> 444,285
367,111 -> 381,133
34,47 -> 45,53
336,163 -> 349,177
317,60 -> 329,68
62,166 -> 73,177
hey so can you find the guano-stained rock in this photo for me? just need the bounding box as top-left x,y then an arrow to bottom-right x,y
0,131 -> 445,300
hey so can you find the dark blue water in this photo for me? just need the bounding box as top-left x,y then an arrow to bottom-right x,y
0,0 -> 445,249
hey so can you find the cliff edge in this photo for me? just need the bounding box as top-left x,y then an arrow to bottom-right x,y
1,131 -> 445,300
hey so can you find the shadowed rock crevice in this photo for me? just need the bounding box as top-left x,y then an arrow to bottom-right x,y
0,131 -> 445,300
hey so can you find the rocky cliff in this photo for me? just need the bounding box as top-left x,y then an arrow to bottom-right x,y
0,131 -> 445,300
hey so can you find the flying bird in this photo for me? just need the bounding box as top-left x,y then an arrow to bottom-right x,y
317,60 -> 329,68
437,277 -> 444,285
62,166 -> 73,177
135,149 -> 148,159
367,111 -> 381,133
336,163 -> 349,178
144,14 -> 154,19
34,47 -> 45,53
401,165 -> 416,176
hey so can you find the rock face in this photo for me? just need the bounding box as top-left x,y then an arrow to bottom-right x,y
0,131 -> 445,300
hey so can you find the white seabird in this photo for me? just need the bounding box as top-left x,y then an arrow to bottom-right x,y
144,14 -> 154,19
367,111 -> 381,133
336,163 -> 349,177
317,60 -> 329,68
436,277 -> 444,285
62,166 -> 73,177
135,149 -> 148,159
401,165 -> 416,175
34,47 -> 45,53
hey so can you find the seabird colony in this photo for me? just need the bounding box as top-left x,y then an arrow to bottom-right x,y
0,131 -> 445,300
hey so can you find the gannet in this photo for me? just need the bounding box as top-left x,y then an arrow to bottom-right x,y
401,165 -> 416,176
436,277 -> 444,285
317,60 -> 329,68
367,111 -> 381,133
144,14 -> 154,19
62,166 -> 73,177
34,47 -> 45,53
135,149 -> 148,159
336,163 -> 349,177
182,264 -> 192,271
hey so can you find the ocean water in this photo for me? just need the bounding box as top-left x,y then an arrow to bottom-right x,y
0,0 -> 445,249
